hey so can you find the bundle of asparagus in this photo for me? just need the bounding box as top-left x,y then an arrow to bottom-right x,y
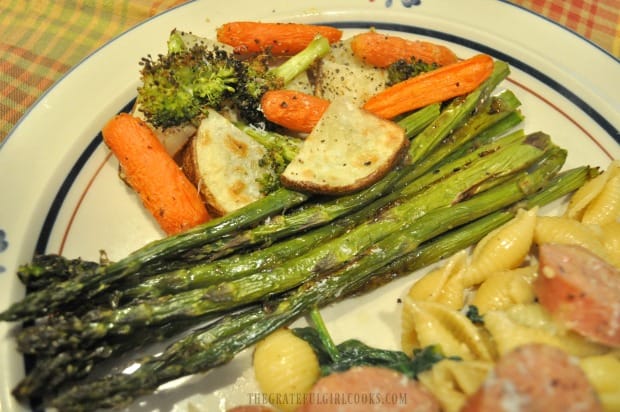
0,61 -> 597,411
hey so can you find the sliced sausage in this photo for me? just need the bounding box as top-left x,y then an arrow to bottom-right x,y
534,243 -> 620,347
462,343 -> 602,412
296,366 -> 440,412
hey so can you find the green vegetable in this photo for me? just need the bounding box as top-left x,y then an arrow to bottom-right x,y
119,103 -> 522,301
137,43 -> 239,128
297,329 -> 455,378
386,57 -> 440,86
137,32 -> 331,129
465,305 -> 485,325
17,254 -> 102,292
10,317 -> 205,401
1,40 -> 595,411
0,186 -> 309,322
381,165 -> 596,278
15,132 -> 551,355
236,123 -> 304,163
29,165 -> 595,404
293,309 -> 458,378
47,156 -> 587,412
0,61 -> 511,324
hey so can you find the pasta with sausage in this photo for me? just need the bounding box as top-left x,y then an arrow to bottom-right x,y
401,161 -> 620,411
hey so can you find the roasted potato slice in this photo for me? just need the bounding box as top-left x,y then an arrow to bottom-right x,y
281,97 -> 407,195
181,109 -> 275,216
312,39 -> 388,106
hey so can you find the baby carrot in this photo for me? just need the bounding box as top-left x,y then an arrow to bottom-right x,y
101,113 -> 210,235
350,31 -> 458,68
262,55 -> 493,131
216,21 -> 342,55
363,54 -> 495,119
261,90 -> 330,133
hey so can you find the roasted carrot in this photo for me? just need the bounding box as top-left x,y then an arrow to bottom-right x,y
101,113 -> 210,235
261,89 -> 330,133
363,54 -> 495,119
216,21 -> 342,55
350,31 -> 458,68
262,54 -> 493,131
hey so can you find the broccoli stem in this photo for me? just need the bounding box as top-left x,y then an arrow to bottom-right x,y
166,29 -> 187,53
48,149 -> 577,412
236,123 -> 304,162
238,101 -> 441,163
270,35 -> 331,84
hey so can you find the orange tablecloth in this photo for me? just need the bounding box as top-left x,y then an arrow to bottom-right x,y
1,0 -> 619,143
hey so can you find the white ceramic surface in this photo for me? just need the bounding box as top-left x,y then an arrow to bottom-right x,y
1,0 -> 618,410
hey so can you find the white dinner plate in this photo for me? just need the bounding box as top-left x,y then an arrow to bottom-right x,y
1,0 -> 618,410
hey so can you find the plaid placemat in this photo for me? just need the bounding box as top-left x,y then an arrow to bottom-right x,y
508,0 -> 620,56
0,0 -> 191,143
1,0 -> 618,143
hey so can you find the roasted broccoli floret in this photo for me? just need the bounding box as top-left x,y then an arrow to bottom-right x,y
137,43 -> 241,129
136,31 -> 331,129
234,55 -> 283,127
386,58 -> 440,86
256,148 -> 288,194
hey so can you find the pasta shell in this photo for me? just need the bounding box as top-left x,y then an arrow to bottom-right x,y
534,215 -> 609,260
580,351 -> 620,412
407,250 -> 468,303
401,298 -> 496,361
470,266 -> 537,314
253,328 -> 320,412
462,207 -> 537,288
503,303 -> 562,333
581,173 -> 620,225
483,305 -> 609,357
401,297 -> 422,354
417,359 -> 492,412
434,274 -> 466,310
600,221 -> 620,268
565,160 -> 620,220
580,351 -> 620,392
